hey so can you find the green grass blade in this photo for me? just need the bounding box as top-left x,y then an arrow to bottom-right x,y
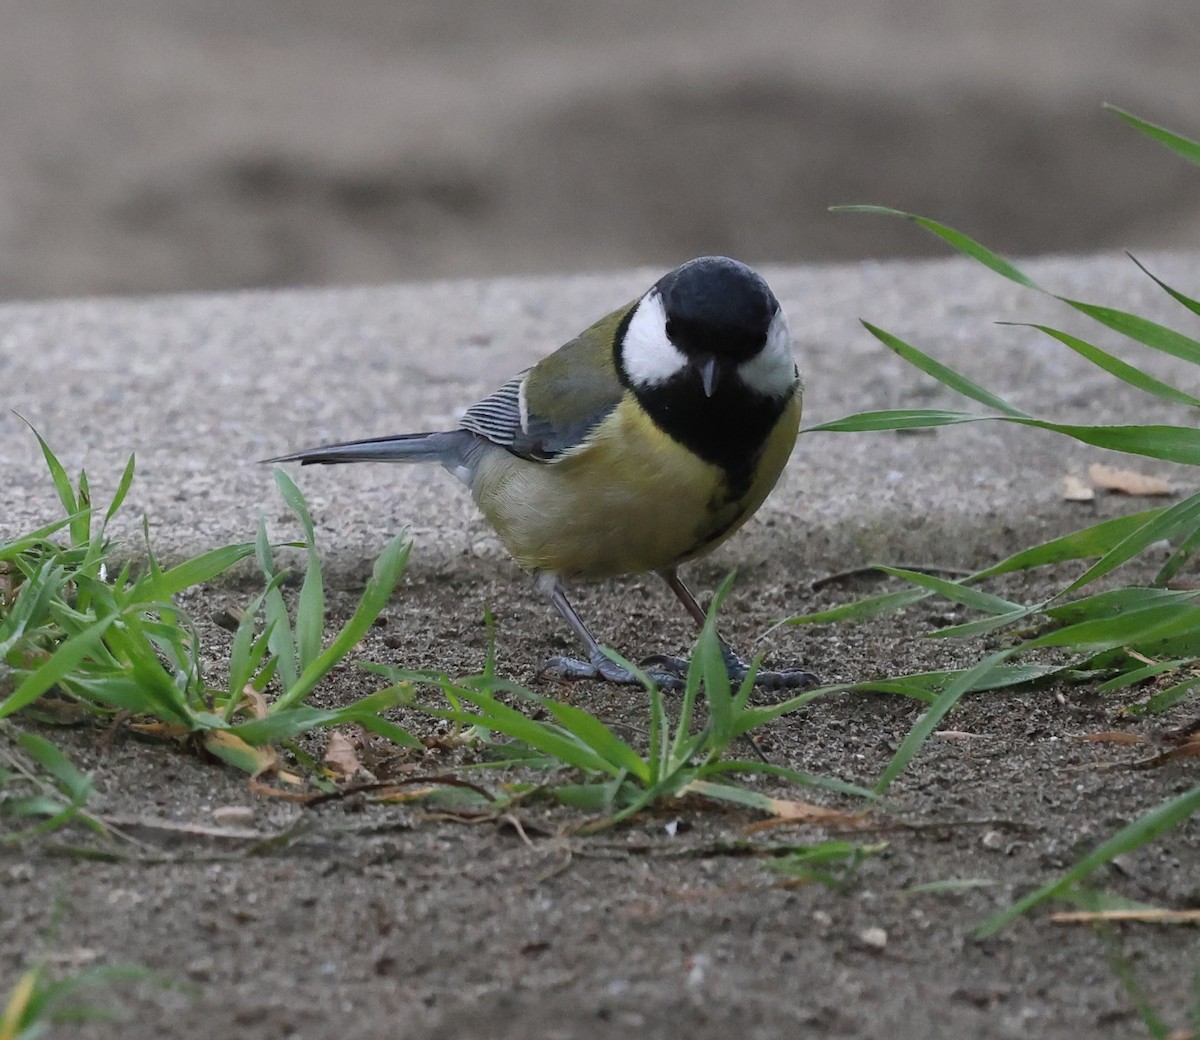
0,516 -> 77,561
355,710 -> 424,749
1097,657 -> 1188,694
819,413 -> 1200,465
543,701 -> 651,783
15,730 -> 92,803
646,665 -> 667,784
862,322 -> 1028,416
1127,674 -> 1200,716
255,517 -> 298,694
832,206 -> 1042,290
1156,520 -> 1200,587
432,689 -> 618,775
698,574 -> 736,751
1027,601 -> 1200,653
294,553 -> 325,673
972,509 -> 1166,580
233,686 -> 418,746
63,674 -> 179,715
1126,253 -> 1200,320
976,782 -> 1200,937
805,409 -> 980,434
874,566 -> 1022,615
103,454 -> 137,525
272,532 -> 411,711
0,615 -> 115,719
1105,104 -> 1200,168
679,778 -> 805,815
1044,586 -> 1183,624
131,543 -> 258,602
0,560 -> 71,657
817,412 -> 1200,474
1013,323 -> 1200,408
1014,419 -> 1200,466
274,469 -> 325,672
873,650 -> 1011,794
924,605 -> 1042,640
1060,490 -> 1200,594
1060,300 -> 1200,366
73,469 -> 93,547
787,587 -> 930,625
17,417 -> 78,519
225,576 -> 286,713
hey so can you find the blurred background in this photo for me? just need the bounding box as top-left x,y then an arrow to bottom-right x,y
1,0 -> 1197,301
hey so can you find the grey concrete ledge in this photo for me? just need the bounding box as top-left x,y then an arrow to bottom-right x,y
4,251 -> 1198,582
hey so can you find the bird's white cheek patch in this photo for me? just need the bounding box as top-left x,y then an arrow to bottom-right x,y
620,291 -> 689,388
739,309 -> 798,398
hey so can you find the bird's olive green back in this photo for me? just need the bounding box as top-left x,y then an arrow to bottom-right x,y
489,301 -> 628,460
524,304 -> 630,423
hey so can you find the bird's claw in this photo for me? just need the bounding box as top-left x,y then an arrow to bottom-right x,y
541,646 -> 815,693
539,652 -> 686,691
640,647 -> 817,691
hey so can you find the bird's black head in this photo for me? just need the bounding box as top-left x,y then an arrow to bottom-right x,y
614,256 -> 799,494
655,255 -> 780,369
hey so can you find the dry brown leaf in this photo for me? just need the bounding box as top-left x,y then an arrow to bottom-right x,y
248,777 -> 312,800
1062,474 -> 1095,502
128,720 -> 191,740
324,730 -> 365,782
1077,731 -> 1149,745
1088,463 -> 1173,497
742,806 -> 870,834
1131,744 -> 1200,769
240,685 -> 269,720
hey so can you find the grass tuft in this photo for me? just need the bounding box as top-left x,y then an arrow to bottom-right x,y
1,430 -> 417,828
820,107 -> 1200,942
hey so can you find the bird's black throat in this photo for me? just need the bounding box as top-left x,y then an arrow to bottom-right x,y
631,375 -> 794,499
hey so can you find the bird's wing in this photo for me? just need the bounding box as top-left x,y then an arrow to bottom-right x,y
459,302 -> 633,462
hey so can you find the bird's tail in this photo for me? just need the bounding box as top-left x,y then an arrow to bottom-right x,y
264,430 -> 473,467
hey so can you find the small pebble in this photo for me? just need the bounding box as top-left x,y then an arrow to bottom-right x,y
859,926 -> 888,950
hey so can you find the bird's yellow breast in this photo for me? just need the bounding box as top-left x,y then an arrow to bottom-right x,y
470,391 -> 801,579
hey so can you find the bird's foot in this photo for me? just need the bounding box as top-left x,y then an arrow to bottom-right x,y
540,650 -> 686,691
639,644 -> 817,691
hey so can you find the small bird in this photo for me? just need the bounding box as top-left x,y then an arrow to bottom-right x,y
269,256 -> 813,690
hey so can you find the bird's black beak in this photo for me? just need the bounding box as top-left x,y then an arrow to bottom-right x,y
697,356 -> 720,397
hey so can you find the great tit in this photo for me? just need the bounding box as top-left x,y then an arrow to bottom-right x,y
269,256 -> 813,690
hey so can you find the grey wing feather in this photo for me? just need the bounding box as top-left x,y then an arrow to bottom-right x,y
458,314 -> 629,462
458,370 -> 618,463
459,373 -> 528,450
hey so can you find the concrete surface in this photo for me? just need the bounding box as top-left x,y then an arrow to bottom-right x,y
5,249 -> 1198,568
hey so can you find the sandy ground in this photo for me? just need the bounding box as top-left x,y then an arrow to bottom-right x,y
3,252 -> 1200,1036
0,0 -> 1198,300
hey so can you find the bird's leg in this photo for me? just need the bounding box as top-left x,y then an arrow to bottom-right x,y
536,573 -> 685,690
638,569 -> 817,691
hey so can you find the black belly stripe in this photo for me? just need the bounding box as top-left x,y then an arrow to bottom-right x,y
632,380 -> 792,499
